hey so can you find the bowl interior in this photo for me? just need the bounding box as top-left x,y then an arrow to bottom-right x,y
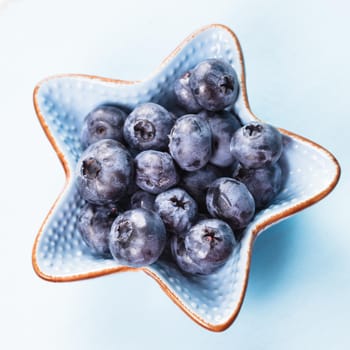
33,25 -> 340,330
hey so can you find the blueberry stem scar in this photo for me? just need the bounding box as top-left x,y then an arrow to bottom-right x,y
82,158 -> 101,179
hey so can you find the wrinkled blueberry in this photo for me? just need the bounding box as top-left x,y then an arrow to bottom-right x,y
135,150 -> 179,194
123,102 -> 174,151
171,219 -> 235,275
235,163 -> 283,209
77,203 -> 118,257
174,71 -> 202,113
230,121 -> 283,169
130,190 -> 155,211
76,139 -> 134,205
180,164 -> 221,209
154,188 -> 197,234
204,110 -> 241,167
189,58 -> 239,111
169,114 -> 212,171
109,208 -> 166,267
206,177 -> 255,230
81,104 -> 126,149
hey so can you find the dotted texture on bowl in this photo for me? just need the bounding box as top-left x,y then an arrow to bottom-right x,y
33,25 -> 340,330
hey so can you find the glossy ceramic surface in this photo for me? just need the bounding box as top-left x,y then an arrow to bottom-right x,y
32,24 -> 340,331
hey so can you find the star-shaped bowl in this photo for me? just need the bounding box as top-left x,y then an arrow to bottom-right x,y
32,24 -> 340,331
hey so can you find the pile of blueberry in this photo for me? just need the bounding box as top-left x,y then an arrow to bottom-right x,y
75,59 -> 284,275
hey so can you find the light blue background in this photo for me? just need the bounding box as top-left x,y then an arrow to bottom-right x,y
0,0 -> 348,349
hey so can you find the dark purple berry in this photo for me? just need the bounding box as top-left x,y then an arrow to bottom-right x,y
80,104 -> 126,149
235,163 -> 283,209
109,208 -> 166,267
174,71 -> 202,113
204,110 -> 241,167
230,122 -> 283,169
77,203 -> 118,257
206,177 -> 255,230
76,139 -> 134,205
171,219 -> 236,275
169,114 -> 212,171
180,164 -> 221,209
123,102 -> 174,151
130,190 -> 155,211
135,150 -> 179,194
189,58 -> 239,111
170,234 -> 199,274
154,188 -> 197,234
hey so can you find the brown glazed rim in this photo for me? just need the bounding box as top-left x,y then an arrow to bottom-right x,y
32,23 -> 341,332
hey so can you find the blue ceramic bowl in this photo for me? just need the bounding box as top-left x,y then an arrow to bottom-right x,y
32,24 -> 340,331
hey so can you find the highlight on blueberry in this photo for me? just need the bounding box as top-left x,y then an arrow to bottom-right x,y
130,190 -> 155,211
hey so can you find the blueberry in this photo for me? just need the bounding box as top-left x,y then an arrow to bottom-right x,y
77,203 -> 118,257
180,164 -> 221,209
76,139 -> 134,205
170,234 -> 199,274
174,71 -> 202,113
186,219 -> 236,270
171,219 -> 236,275
154,188 -> 198,234
135,150 -> 179,194
204,110 -> 241,167
109,208 -> 166,267
206,177 -> 255,230
80,104 -> 126,149
189,58 -> 239,111
123,102 -> 174,151
230,122 -> 283,169
169,114 -> 212,171
130,190 -> 155,211
235,163 -> 283,209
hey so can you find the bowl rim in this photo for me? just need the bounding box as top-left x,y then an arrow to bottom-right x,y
32,23 -> 341,332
